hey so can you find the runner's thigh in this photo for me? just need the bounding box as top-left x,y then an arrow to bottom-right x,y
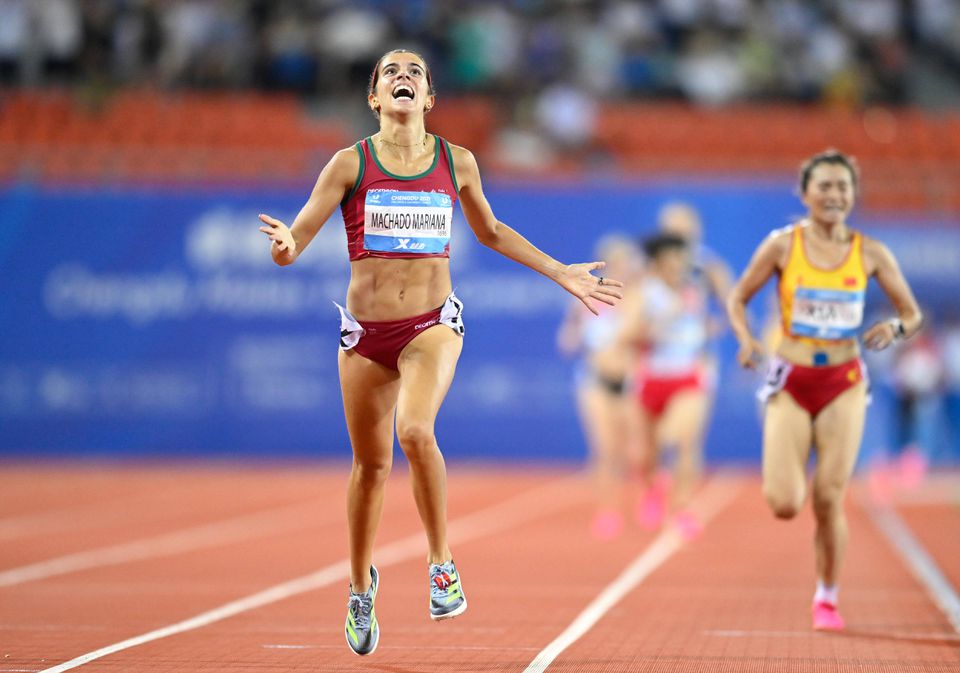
812,382 -> 867,494
763,391 -> 813,505
396,326 -> 463,429
339,349 -> 401,462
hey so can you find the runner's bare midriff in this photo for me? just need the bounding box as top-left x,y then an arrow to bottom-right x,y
347,256 -> 453,321
777,334 -> 861,367
590,347 -> 631,382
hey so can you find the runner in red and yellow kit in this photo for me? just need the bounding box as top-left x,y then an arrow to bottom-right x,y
257,49 -> 623,656
727,150 -> 922,632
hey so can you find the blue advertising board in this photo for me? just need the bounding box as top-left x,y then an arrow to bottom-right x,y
2,179 -> 958,463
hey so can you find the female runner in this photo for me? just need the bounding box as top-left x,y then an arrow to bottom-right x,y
726,150 -> 922,630
258,49 -> 623,655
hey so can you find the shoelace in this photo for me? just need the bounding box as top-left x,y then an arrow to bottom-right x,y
348,592 -> 373,629
430,565 -> 456,600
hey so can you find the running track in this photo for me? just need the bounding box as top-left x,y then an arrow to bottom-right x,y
1,464 -> 958,672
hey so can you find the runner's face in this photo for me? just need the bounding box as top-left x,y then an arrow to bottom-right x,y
658,248 -> 689,285
370,53 -> 433,119
802,163 -> 856,225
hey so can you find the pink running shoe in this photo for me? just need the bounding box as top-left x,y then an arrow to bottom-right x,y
812,600 -> 845,631
673,509 -> 704,541
636,472 -> 670,531
590,510 -> 624,541
636,489 -> 666,531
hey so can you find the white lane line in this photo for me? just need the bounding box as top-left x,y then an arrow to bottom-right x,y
38,473 -> 589,673
866,503 -> 960,633
0,501 -> 337,588
522,476 -> 743,673
0,476 -> 353,543
0,498 -> 152,542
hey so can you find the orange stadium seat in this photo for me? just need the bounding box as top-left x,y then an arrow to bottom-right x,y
426,96 -> 502,150
1,91 -> 956,213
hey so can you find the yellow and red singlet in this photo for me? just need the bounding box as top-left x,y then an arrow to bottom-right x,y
778,224 -> 867,345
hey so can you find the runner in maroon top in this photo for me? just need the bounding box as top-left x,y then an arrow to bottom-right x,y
341,133 -> 459,261
258,49 -> 623,656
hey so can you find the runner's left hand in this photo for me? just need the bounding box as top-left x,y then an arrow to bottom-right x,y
558,261 -> 624,316
258,213 -> 296,263
863,321 -> 897,351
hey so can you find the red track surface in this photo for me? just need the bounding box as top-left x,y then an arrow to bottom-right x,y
1,464 -> 957,672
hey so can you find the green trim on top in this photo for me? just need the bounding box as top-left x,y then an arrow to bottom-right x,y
367,134 -> 440,180
442,138 -> 459,194
343,142 -> 365,204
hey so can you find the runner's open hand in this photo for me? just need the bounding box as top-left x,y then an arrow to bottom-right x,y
258,213 -> 296,262
558,261 -> 624,316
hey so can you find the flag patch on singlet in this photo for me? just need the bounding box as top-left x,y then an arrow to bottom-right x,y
790,287 -> 865,339
363,191 -> 452,254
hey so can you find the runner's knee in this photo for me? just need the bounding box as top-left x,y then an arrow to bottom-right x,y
811,483 -> 845,520
352,455 -> 392,486
396,421 -> 437,460
764,486 -> 803,519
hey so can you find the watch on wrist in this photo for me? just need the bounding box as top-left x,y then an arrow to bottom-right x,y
889,318 -> 906,341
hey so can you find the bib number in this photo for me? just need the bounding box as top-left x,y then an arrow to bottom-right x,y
363,191 -> 452,254
790,287 -> 864,340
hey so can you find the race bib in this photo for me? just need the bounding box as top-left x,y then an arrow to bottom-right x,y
363,191 -> 452,254
790,287 -> 864,339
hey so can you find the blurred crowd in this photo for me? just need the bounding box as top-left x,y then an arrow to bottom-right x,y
2,0 -> 959,108
863,309 -> 960,469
